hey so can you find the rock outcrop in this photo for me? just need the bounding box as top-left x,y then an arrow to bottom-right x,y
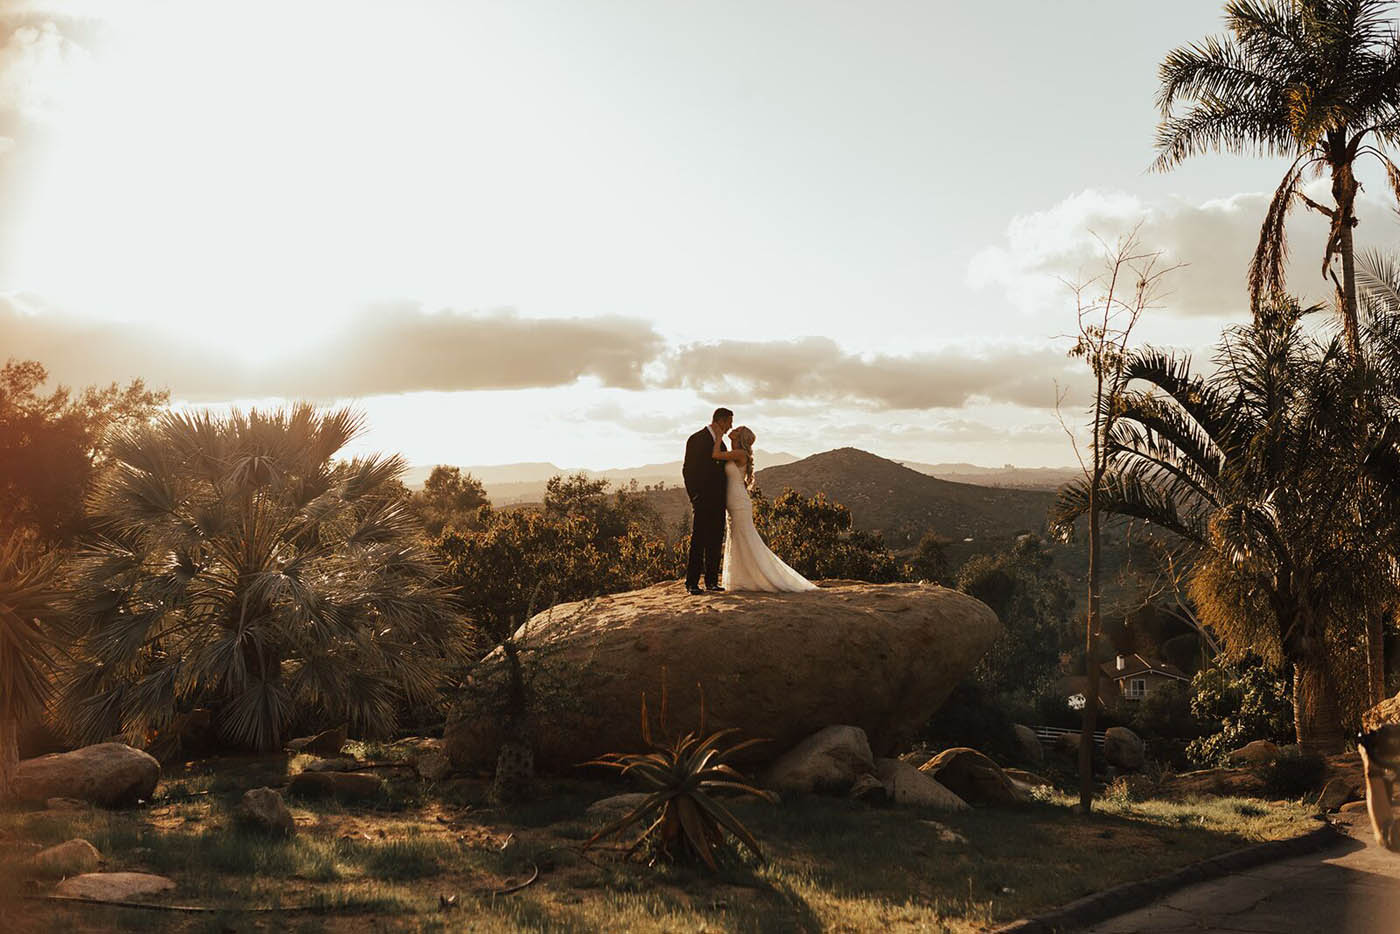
763,726 -> 875,794
445,580 -> 1001,772
11,744 -> 160,807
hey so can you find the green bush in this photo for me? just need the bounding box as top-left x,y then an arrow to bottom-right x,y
918,682 -> 1022,764
1264,752 -> 1327,799
1185,659 -> 1293,767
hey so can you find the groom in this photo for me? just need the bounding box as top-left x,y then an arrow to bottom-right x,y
682,407 -> 732,596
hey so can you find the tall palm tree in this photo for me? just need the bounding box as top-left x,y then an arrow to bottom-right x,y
61,405 -> 464,752
0,534 -> 64,798
1052,301 -> 1388,752
1154,0 -> 1400,355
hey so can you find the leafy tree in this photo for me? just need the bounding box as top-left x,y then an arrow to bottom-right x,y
0,534 -> 65,798
410,465 -> 488,537
955,535 -> 1074,699
751,489 -> 905,583
61,405 -> 461,751
1186,659 -> 1294,765
1154,0 -> 1400,355
1053,300 -> 1388,752
0,359 -> 167,545
909,533 -> 950,584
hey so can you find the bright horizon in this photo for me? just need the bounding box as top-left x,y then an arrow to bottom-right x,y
4,1 -> 1400,470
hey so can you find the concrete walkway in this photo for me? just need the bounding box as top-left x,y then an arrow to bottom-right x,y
1085,814 -> 1400,933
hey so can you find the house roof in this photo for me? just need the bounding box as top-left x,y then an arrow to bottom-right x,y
1103,653 -> 1189,683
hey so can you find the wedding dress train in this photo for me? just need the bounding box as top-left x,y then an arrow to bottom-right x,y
720,461 -> 818,592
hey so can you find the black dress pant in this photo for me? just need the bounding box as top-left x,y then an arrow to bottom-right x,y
686,499 -> 726,588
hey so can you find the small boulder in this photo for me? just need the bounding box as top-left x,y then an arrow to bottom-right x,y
29,839 -> 101,876
300,757 -> 360,773
849,773 -> 887,802
12,743 -> 160,807
1103,727 -> 1146,772
1227,740 -> 1281,768
415,751 -> 452,782
1317,777 -> 1359,812
288,771 -> 384,801
285,726 -> 347,758
236,787 -> 295,836
1012,724 -> 1043,766
55,872 -> 175,900
585,792 -> 652,820
875,758 -> 969,810
1340,800 -> 1369,814
920,747 -> 1021,806
1052,732 -> 1082,758
763,726 -> 875,795
1004,768 -> 1053,789
45,797 -> 89,812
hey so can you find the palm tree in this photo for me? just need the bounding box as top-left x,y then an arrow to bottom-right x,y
1154,0 -> 1400,356
1052,301 -> 1388,753
61,405 -> 464,752
0,534 -> 64,798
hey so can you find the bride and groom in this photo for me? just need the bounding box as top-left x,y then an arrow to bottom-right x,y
682,407 -> 818,595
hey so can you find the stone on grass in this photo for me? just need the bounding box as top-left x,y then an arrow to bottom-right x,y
1103,727 -> 1146,772
300,757 -> 360,773
44,797 -> 89,812
876,758 -> 969,810
920,747 -> 1021,806
919,820 -> 968,844
1227,740 -> 1281,768
1012,724 -> 1043,766
1317,777 -> 1359,812
55,872 -> 175,900
236,787 -> 295,836
29,839 -> 100,876
287,770 -> 384,801
415,750 -> 452,782
763,725 -> 875,794
12,743 -> 160,807
285,726 -> 347,758
444,581 -> 1002,771
585,793 -> 652,820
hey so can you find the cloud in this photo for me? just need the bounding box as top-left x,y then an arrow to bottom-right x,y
969,184 -> 1400,321
0,299 -> 666,399
0,18 -> 94,124
659,336 -> 1084,410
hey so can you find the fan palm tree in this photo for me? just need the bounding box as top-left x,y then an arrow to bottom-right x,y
61,405 -> 464,752
1154,0 -> 1400,355
0,533 -> 65,798
1052,301 -> 1389,752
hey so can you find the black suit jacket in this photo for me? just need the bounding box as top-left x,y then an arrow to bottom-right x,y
682,427 -> 726,508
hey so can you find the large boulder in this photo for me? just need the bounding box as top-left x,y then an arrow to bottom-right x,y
1012,724 -> 1043,766
445,581 -> 1001,772
919,747 -> 1021,806
763,726 -> 875,794
1227,740 -> 1281,768
876,758 -> 969,810
288,770 -> 384,801
11,744 -> 159,807
1103,727 -> 1146,772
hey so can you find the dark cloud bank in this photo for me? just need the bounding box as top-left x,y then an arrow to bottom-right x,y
1,300 -> 1081,410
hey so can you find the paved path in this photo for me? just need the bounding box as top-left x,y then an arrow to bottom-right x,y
1085,814 -> 1400,933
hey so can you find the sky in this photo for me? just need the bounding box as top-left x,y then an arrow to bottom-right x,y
3,0 -> 1400,470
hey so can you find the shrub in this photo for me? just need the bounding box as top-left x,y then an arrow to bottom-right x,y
1185,659 -> 1293,767
1264,751 -> 1328,799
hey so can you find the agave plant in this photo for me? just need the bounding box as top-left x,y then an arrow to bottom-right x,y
582,684 -> 776,870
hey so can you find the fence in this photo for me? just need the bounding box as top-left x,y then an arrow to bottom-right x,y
1032,725 -> 1106,749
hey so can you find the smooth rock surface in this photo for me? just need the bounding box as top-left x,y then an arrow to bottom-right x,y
875,758 -> 969,810
12,743 -> 160,807
1013,724 -> 1043,766
763,725 -> 875,794
30,839 -> 100,876
300,757 -> 360,773
920,747 -> 1021,806
1318,776 -> 1359,811
1227,739 -> 1281,767
445,580 -> 1001,771
236,787 -> 295,836
1103,726 -> 1146,771
585,792 -> 652,820
55,872 -> 175,900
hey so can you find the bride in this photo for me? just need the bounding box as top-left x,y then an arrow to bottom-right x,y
712,426 -> 818,592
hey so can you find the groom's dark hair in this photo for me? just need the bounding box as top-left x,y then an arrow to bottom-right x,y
712,407 -> 733,422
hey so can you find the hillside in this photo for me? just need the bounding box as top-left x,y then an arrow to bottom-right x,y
897,461 -> 1081,492
753,448 -> 1057,549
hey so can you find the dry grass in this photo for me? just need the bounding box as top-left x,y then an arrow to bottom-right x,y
0,762 -> 1322,934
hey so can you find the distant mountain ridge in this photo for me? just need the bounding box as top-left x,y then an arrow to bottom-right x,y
897,461 -> 1082,492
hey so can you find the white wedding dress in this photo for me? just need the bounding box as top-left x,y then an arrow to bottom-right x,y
721,461 -> 818,592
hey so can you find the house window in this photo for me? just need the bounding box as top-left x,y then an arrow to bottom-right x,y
1126,678 -> 1147,700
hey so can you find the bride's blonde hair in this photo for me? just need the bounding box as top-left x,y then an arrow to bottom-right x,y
730,426 -> 756,489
